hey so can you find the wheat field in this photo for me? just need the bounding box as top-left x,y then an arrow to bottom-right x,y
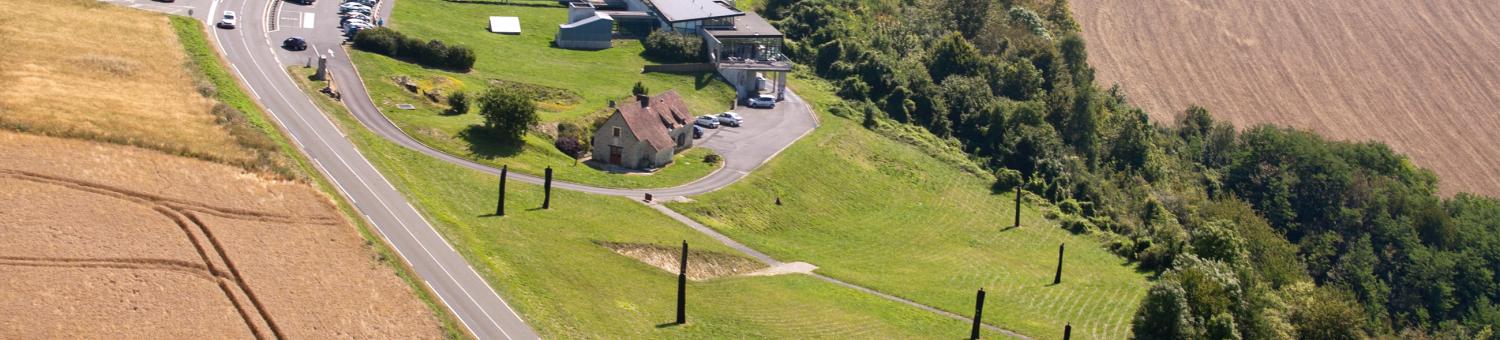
0,0 -> 250,163
1071,0 -> 1500,196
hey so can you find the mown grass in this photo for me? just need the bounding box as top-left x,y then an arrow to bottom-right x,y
350,0 -> 736,188
168,16 -> 467,339
293,66 -> 1007,339
669,73 -> 1152,340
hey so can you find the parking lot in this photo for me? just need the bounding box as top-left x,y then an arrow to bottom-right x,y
693,91 -> 820,176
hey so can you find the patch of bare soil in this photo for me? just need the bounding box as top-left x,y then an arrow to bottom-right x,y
0,132 -> 442,339
1070,0 -> 1500,196
600,242 -> 766,281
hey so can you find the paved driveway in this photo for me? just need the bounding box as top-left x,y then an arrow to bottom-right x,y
695,94 -> 820,180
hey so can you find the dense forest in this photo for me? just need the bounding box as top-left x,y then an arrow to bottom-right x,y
757,0 -> 1500,338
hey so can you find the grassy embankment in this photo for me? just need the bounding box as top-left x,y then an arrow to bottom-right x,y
167,16 -> 466,339
292,65 -> 1006,338
351,0 -> 733,188
668,73 -> 1152,340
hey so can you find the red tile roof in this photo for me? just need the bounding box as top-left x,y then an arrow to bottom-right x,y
615,90 -> 693,151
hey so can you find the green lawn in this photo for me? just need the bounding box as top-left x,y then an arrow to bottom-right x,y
668,74 -> 1152,340
293,67 -> 1008,339
350,0 -> 737,188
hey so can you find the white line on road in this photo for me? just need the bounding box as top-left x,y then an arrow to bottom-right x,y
303,12 -> 315,29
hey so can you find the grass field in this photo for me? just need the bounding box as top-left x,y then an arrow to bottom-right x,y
1070,0 -> 1500,197
293,66 -> 1009,339
350,0 -> 737,188
0,0 -> 263,168
669,74 -> 1152,340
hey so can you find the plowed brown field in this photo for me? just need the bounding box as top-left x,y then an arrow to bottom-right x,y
1070,0 -> 1500,196
0,132 -> 442,339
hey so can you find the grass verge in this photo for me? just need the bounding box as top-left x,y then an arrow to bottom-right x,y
169,16 -> 466,339
292,66 -> 1007,338
349,0 -> 735,188
668,73 -> 1152,340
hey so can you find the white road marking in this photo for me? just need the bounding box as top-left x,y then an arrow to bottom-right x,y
302,12 -> 315,29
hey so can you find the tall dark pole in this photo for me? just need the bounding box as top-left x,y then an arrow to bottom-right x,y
542,166 -> 553,209
1063,323 -> 1073,340
1054,243 -> 1065,285
496,165 -> 507,216
970,289 -> 986,340
1013,185 -> 1022,229
676,241 -> 688,325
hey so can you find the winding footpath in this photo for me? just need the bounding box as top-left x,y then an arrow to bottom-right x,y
160,0 -> 1030,337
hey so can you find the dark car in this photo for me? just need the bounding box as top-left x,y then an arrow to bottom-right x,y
283,37 -> 307,51
693,125 -> 704,139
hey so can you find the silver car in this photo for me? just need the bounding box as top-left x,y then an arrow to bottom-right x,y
747,94 -> 775,108
694,115 -> 720,128
716,111 -> 743,127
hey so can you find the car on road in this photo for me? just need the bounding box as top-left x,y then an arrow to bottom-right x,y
217,11 -> 237,29
716,111 -> 743,127
694,115 -> 720,129
283,37 -> 307,51
289,0 -> 314,4
747,94 -> 776,108
693,125 -> 704,139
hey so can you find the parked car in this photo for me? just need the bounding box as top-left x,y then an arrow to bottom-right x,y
716,111 -> 743,127
693,125 -> 704,139
289,0 -> 313,4
747,94 -> 776,108
217,11 -> 237,29
283,37 -> 307,51
342,18 -> 369,28
694,115 -> 720,129
342,12 -> 371,21
339,3 -> 370,12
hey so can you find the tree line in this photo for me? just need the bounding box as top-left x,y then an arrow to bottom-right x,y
761,0 -> 1500,338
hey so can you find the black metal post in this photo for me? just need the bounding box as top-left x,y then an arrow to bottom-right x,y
1054,243 -> 1065,285
1063,323 -> 1072,340
1014,186 -> 1022,228
496,165 -> 507,216
543,166 -> 553,209
970,289 -> 986,340
676,241 -> 688,324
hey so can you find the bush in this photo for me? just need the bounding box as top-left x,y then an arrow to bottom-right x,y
632,81 -> 649,96
476,87 -> 537,142
445,91 -> 468,115
991,168 -> 1024,192
1058,199 -> 1081,215
554,122 -> 589,158
353,27 -> 476,71
644,30 -> 703,63
704,153 -> 722,164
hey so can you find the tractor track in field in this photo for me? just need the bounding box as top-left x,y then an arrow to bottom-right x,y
0,168 -> 293,340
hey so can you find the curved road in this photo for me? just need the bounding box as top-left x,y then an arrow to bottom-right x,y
195,0 -> 537,338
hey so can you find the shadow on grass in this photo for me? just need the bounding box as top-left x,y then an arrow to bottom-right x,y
654,322 -> 683,329
459,125 -> 524,159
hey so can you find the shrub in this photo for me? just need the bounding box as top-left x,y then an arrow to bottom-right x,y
632,81 -> 649,96
353,27 -> 476,71
704,152 -> 722,165
445,91 -> 468,115
644,30 -> 703,63
991,168 -> 1024,192
554,135 -> 584,158
555,121 -> 590,157
1058,199 -> 1082,215
476,87 -> 537,142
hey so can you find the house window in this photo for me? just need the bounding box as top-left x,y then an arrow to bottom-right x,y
612,127 -> 621,137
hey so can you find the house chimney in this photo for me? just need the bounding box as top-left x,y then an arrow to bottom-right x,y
608,100 -> 616,108
637,94 -> 651,107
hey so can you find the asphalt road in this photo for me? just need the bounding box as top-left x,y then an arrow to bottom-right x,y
190,0 -> 538,338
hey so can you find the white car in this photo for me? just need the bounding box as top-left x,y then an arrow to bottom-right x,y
217,11 -> 237,29
716,111 -> 743,127
747,94 -> 776,108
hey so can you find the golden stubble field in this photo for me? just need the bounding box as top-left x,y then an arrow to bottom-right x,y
1070,0 -> 1500,196
0,0 -> 442,338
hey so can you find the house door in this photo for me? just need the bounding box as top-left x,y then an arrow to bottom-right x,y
609,146 -> 623,165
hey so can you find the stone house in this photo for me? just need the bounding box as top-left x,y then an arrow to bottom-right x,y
591,91 -> 694,169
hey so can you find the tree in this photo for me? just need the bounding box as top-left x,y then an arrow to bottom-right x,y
927,32 -> 984,84
445,91 -> 469,115
632,81 -> 649,96
1133,280 -> 1198,339
476,87 -> 537,142
1190,219 -> 1247,264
